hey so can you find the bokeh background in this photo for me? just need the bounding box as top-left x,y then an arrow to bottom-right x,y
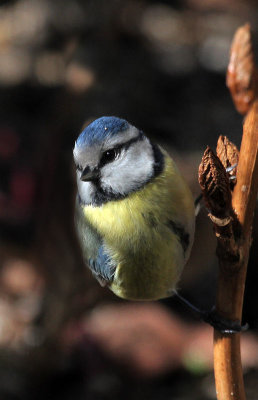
0,0 -> 257,399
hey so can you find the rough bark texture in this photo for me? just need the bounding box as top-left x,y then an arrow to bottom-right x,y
199,24 -> 258,400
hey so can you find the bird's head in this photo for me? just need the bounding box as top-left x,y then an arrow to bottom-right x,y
73,116 -> 163,206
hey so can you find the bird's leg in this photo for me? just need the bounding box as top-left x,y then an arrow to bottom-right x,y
174,291 -> 248,334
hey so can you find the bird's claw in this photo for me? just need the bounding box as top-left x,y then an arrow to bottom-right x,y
201,308 -> 248,334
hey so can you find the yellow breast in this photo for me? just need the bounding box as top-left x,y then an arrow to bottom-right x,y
83,152 -> 195,300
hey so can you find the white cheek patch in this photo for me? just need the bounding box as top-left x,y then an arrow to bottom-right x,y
100,138 -> 154,195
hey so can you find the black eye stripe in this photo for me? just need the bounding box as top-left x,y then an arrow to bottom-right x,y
76,131 -> 145,173
99,148 -> 120,166
123,130 -> 144,150
98,131 -> 144,168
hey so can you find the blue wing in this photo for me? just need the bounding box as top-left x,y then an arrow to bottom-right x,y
75,199 -> 116,286
89,245 -> 116,287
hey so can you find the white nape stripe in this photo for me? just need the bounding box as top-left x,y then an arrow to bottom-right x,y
103,125 -> 141,150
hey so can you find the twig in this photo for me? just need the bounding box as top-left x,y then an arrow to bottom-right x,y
199,24 -> 258,400
214,98 -> 258,400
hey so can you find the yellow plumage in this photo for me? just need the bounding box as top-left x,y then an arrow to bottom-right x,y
82,150 -> 195,300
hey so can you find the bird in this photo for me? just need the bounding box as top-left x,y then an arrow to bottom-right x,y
73,116 -> 195,301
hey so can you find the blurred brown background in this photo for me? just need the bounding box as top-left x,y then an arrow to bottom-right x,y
0,0 -> 257,399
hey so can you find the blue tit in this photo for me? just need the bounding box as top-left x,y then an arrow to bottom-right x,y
73,116 -> 195,301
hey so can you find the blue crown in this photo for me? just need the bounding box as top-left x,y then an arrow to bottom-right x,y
76,116 -> 130,147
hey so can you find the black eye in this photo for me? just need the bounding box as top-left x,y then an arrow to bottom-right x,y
76,164 -> 83,172
100,148 -> 119,166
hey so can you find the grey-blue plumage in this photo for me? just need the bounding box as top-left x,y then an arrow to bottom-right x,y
75,200 -> 115,286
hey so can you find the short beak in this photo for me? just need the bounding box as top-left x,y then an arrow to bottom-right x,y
80,167 -> 99,182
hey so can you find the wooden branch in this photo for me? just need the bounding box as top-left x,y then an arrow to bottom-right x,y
214,100 -> 258,400
199,24 -> 258,400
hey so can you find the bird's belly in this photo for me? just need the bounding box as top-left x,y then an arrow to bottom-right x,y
109,231 -> 184,300
110,260 -> 181,301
